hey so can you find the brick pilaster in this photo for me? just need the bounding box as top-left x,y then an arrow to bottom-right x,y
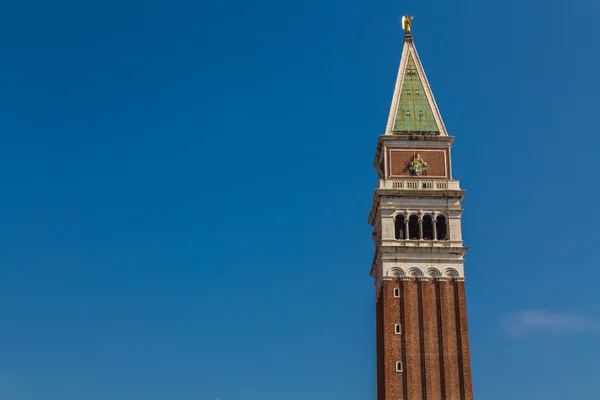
422,279 -> 443,398
382,280 -> 404,400
456,281 -> 474,400
440,279 -> 460,399
403,278 -> 423,400
376,289 -> 384,400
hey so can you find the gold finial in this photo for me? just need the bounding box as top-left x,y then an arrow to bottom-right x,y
402,15 -> 414,32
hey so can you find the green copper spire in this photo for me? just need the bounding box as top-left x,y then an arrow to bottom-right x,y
385,29 -> 447,136
392,55 -> 440,133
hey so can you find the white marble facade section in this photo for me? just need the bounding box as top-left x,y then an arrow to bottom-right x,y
381,260 -> 465,280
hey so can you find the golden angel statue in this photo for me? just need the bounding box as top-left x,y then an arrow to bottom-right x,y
402,15 -> 414,32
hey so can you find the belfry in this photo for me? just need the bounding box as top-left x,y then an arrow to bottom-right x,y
368,17 -> 474,400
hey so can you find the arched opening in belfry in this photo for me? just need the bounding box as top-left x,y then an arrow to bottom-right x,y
422,215 -> 434,240
394,215 -> 405,240
436,215 -> 448,240
408,215 -> 419,240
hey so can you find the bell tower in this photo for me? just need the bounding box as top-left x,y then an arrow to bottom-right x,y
369,19 -> 474,400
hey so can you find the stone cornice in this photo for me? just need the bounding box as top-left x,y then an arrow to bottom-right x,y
380,245 -> 469,258
375,188 -> 466,200
376,188 -> 466,199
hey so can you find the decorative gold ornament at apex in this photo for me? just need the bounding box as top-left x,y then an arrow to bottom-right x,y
402,15 -> 414,32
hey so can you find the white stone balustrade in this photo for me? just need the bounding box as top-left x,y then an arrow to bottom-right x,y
379,179 -> 460,190
380,238 -> 463,248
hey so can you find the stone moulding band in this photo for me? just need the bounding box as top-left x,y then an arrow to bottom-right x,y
385,267 -> 462,279
381,276 -> 464,282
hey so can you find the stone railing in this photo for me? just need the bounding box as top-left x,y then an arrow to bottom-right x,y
381,238 -> 463,248
379,179 -> 460,190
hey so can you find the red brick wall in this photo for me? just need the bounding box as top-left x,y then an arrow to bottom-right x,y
403,279 -> 423,400
376,278 -> 473,400
387,149 -> 449,178
376,290 -> 384,400
422,279 -> 443,397
382,280 -> 404,400
440,279 -> 460,399
457,281 -> 474,400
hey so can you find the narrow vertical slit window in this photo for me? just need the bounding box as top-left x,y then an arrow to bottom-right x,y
395,324 -> 402,335
393,288 -> 400,298
396,361 -> 403,372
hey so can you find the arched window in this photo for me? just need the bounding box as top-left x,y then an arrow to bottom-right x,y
408,215 -> 419,240
422,215 -> 434,240
394,215 -> 405,240
436,215 -> 448,240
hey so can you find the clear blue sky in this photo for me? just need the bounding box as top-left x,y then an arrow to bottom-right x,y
0,0 -> 599,399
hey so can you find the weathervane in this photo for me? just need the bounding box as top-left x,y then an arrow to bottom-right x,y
402,15 -> 414,32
